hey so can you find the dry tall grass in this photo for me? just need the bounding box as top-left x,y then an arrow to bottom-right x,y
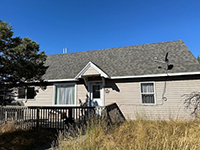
57,118 -> 200,150
0,123 -> 57,150
0,122 -> 19,134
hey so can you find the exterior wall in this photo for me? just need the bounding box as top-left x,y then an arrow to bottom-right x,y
76,83 -> 88,106
104,78 -> 200,120
23,85 -> 54,106
18,77 -> 200,121
22,83 -> 88,107
83,66 -> 99,76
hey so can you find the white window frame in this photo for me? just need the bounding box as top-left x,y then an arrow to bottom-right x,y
18,87 -> 35,100
53,83 -> 76,106
140,82 -> 156,105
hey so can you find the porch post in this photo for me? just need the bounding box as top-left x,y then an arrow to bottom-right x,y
36,108 -> 39,128
69,107 -> 72,121
102,78 -> 105,87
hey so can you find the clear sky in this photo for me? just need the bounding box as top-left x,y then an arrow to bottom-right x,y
1,0 -> 200,57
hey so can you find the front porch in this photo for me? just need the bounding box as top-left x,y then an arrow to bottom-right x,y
0,103 -> 125,129
75,61 -> 109,107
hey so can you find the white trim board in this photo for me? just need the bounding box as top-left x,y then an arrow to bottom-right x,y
75,61 -> 109,79
45,79 -> 78,82
111,72 -> 200,79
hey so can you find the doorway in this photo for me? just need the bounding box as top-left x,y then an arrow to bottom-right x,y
89,82 -> 104,107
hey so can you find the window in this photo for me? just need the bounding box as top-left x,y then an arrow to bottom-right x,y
141,83 -> 155,104
92,85 -> 100,98
27,87 -> 35,99
54,84 -> 75,105
18,87 -> 35,99
18,88 -> 25,99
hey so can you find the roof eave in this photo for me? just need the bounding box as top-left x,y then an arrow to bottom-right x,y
111,71 -> 200,79
45,71 -> 200,82
45,79 -> 78,82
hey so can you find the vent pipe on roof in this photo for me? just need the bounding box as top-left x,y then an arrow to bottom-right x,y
63,48 -> 68,54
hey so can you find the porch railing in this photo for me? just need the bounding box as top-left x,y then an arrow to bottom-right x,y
0,103 -> 125,129
0,106 -> 97,129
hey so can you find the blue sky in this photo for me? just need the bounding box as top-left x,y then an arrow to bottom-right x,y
1,0 -> 200,57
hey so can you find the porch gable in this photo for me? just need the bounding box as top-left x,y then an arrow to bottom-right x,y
75,61 -> 109,79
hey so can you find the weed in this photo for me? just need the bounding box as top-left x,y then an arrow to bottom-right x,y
55,117 -> 200,150
0,123 -> 57,150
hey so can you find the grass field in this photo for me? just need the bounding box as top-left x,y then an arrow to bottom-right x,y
1,118 -> 200,150
0,122 -> 57,150
57,118 -> 200,150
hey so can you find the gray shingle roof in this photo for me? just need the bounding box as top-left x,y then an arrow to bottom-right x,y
43,40 -> 200,80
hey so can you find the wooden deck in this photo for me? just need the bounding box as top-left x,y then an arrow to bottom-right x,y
0,103 -> 125,129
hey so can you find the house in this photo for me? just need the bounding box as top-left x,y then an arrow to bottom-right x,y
16,40 -> 200,120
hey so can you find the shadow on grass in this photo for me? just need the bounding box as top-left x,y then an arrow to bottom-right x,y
0,128 -> 58,150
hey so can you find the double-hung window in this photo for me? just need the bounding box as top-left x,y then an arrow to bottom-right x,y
18,87 -> 35,99
141,83 -> 156,104
54,83 -> 75,106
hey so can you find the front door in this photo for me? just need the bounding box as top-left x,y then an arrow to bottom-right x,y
89,82 -> 104,107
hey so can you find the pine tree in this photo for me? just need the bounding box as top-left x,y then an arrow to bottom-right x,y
0,21 -> 48,104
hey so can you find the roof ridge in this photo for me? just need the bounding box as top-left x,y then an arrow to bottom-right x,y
47,40 -> 183,56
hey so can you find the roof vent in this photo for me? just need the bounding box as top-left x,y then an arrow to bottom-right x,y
63,48 -> 68,54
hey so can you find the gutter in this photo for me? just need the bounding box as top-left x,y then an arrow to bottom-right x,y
44,71 -> 200,82
110,72 -> 200,79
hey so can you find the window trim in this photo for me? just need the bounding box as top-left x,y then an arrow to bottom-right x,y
53,83 -> 76,106
17,87 -> 35,100
140,82 -> 156,105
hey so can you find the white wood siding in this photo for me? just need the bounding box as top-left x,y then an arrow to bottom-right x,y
19,78 -> 200,120
77,84 -> 88,106
82,66 -> 100,76
23,86 -> 53,106
22,84 -> 87,107
104,79 -> 200,120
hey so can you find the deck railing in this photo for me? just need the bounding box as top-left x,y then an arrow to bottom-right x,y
0,103 -> 125,129
0,106 -> 98,129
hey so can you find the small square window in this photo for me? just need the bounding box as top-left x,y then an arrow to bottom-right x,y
18,87 -> 25,99
27,87 -> 35,99
93,85 -> 100,98
18,87 -> 35,100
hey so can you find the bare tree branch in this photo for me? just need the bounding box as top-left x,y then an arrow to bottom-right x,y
182,91 -> 200,115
